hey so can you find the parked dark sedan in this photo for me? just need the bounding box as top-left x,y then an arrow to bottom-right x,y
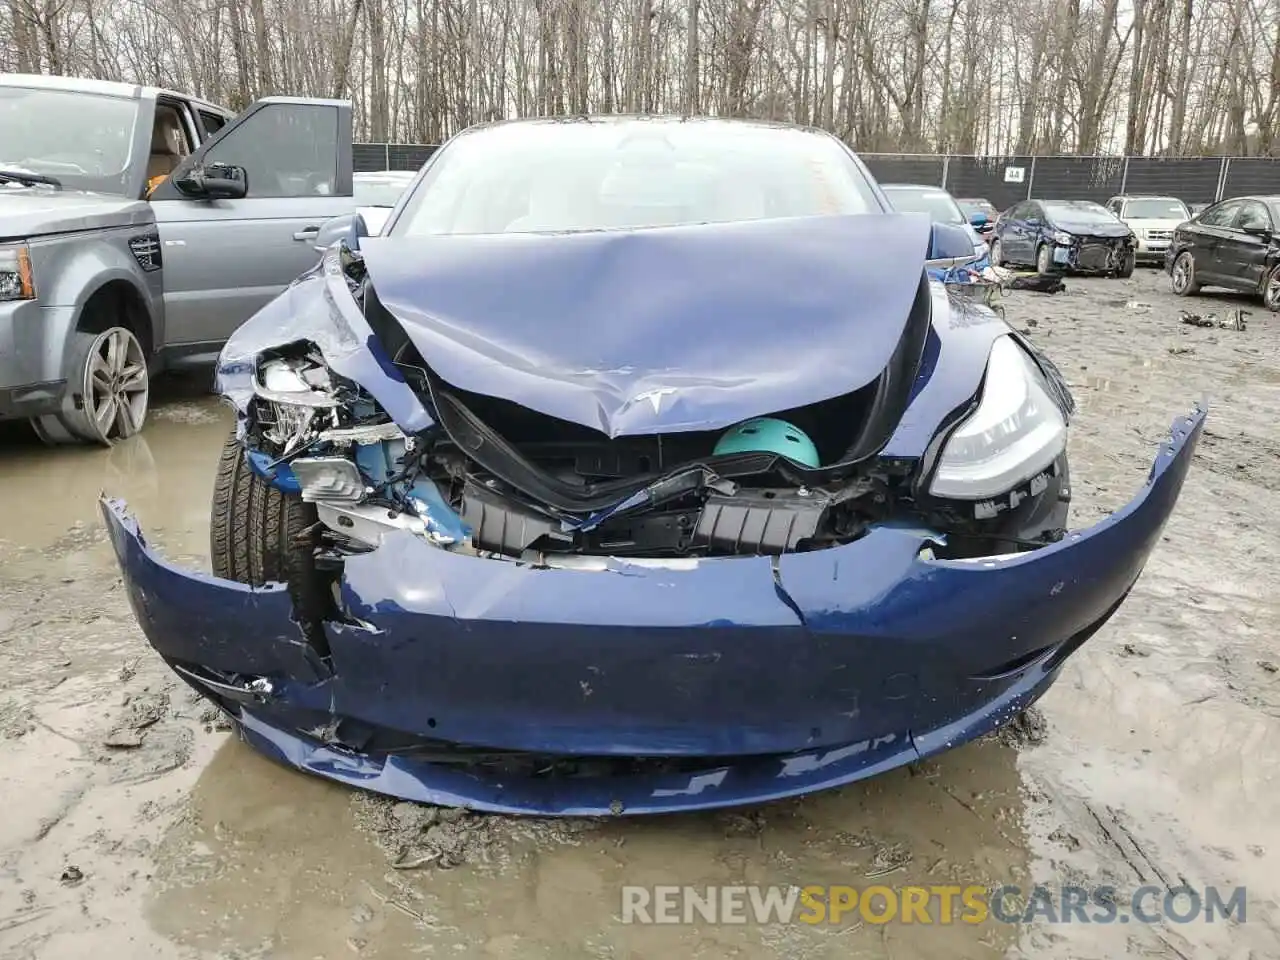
1166,195 -> 1280,311
991,199 -> 1137,276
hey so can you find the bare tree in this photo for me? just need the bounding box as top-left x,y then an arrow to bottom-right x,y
2,0 -> 1278,155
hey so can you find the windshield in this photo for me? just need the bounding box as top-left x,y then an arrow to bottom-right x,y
958,199 -> 996,217
1123,198 -> 1190,220
882,187 -> 966,225
1043,200 -> 1115,220
0,85 -> 140,194
355,175 -> 414,208
391,120 -> 881,236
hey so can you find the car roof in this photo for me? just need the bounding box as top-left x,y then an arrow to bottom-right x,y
1111,194 -> 1186,202
0,72 -> 231,115
881,183 -> 949,191
458,114 -> 835,140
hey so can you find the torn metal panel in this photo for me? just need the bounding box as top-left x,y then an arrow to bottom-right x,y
99,404 -> 1203,815
358,213 -> 933,437
214,252 -> 434,433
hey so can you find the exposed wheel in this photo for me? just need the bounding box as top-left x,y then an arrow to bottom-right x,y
1036,244 -> 1053,275
990,238 -> 1005,267
1263,265 -> 1280,312
1116,251 -> 1136,279
210,429 -> 317,586
1171,251 -> 1200,296
33,327 -> 150,447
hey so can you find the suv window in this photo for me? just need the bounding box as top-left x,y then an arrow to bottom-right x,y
1236,201 -> 1272,232
202,102 -> 338,198
1199,201 -> 1240,227
198,111 -> 227,136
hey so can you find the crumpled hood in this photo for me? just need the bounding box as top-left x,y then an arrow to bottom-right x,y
1049,216 -> 1132,239
0,187 -> 151,241
359,213 -> 932,437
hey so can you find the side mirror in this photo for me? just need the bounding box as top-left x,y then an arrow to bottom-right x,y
313,212 -> 356,252
926,222 -> 980,268
175,162 -> 248,201
1242,222 -> 1270,236
968,212 -> 988,227
345,211 -> 370,252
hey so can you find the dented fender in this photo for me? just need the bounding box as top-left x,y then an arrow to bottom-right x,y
214,251 -> 433,433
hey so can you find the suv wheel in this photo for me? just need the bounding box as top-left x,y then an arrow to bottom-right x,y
31,327 -> 150,446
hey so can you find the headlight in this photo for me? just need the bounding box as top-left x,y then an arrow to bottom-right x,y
929,336 -> 1067,500
0,244 -> 35,301
255,357 -> 339,408
253,356 -> 340,453
1050,230 -> 1073,245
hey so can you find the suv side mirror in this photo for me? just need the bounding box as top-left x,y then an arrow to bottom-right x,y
175,163 -> 248,201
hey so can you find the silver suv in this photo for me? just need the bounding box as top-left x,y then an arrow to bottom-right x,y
0,74 -> 356,444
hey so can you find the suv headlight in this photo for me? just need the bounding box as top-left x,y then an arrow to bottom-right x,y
0,245 -> 35,301
929,336 -> 1067,499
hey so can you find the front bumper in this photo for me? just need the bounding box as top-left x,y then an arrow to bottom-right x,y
0,300 -> 75,420
1049,239 -> 1134,273
1135,237 -> 1171,261
102,407 -> 1205,815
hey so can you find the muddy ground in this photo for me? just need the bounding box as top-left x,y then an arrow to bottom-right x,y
0,270 -> 1277,959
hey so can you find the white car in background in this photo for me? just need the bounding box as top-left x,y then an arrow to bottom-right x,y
881,183 -> 990,266
354,170 -> 417,233
1105,195 -> 1192,265
314,170 -> 417,250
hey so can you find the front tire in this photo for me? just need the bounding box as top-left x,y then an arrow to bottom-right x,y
1263,265 -> 1280,312
1116,251 -> 1136,279
990,238 -> 1005,267
1171,251 -> 1201,296
210,430 -> 316,585
32,327 -> 150,447
1036,244 -> 1054,275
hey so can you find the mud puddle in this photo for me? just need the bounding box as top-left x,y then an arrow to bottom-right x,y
2,275 -> 1279,958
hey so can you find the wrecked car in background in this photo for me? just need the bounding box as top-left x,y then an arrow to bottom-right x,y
1167,195 -> 1280,312
991,199 -> 1137,277
102,117 -> 1204,816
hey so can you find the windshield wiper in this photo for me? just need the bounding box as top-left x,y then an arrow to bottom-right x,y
0,169 -> 63,189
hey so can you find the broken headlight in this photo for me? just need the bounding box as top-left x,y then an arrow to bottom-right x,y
253,356 -> 340,453
929,336 -> 1067,500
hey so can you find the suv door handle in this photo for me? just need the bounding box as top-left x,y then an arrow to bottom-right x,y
293,226 -> 321,241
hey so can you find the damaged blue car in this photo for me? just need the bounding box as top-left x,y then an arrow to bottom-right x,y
102,117 -> 1204,816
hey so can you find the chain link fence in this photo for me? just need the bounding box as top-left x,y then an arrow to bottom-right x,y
354,143 -> 1278,209
856,154 -> 1274,209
